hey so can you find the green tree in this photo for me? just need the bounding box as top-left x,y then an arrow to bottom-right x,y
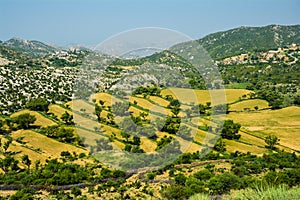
121,131 -> 131,142
194,169 -> 213,181
213,104 -> 229,114
21,155 -> 31,170
71,187 -> 82,197
61,111 -> 73,125
95,104 -> 102,121
207,173 -> 241,195
265,135 -> 280,149
2,137 -> 12,153
219,120 -> 241,140
171,106 -> 181,117
95,138 -> 113,151
99,100 -> 105,106
26,98 -> 49,112
168,99 -> 180,108
0,155 -> 19,173
139,112 -> 148,121
175,173 -> 187,185
13,113 -> 36,129
213,138 -> 226,152
0,119 -> 5,134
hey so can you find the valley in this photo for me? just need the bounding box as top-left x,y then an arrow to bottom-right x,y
0,24 -> 300,199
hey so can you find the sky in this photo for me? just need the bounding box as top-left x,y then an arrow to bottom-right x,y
0,0 -> 299,47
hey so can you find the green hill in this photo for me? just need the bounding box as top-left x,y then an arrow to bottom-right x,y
197,24 -> 300,59
1,37 -> 58,57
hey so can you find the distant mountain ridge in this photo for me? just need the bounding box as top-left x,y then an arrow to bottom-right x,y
1,24 -> 299,60
196,24 -> 300,59
1,37 -> 58,57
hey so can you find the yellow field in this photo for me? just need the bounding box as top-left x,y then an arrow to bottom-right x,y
224,139 -> 267,154
176,137 -> 203,153
73,112 -> 99,130
161,88 -> 252,105
228,106 -> 300,127
229,99 -> 270,111
239,131 -> 266,147
7,141 -> 46,166
130,96 -> 159,110
228,106 -> 300,151
11,110 -> 56,127
191,117 -> 216,128
140,137 -> 157,152
128,106 -> 150,119
73,127 -> 105,147
91,93 -> 122,106
149,96 -> 170,107
66,100 -> 95,118
48,104 -> 72,120
10,130 -> 87,164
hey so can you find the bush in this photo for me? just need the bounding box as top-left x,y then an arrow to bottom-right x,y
71,187 -> 82,197
207,173 -> 241,195
9,188 -> 36,200
25,98 -> 49,112
194,169 -> 213,181
147,172 -> 156,180
175,173 -> 187,185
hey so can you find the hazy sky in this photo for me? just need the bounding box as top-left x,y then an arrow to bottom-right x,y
0,0 -> 299,46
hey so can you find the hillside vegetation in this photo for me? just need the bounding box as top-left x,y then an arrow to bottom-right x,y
0,24 -> 300,199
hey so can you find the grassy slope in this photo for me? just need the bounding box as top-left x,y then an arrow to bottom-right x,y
6,89 -> 298,163
9,130 -> 86,165
72,91 -> 299,154
229,99 -> 270,111
161,88 -> 252,105
11,110 -> 56,127
227,106 -> 300,151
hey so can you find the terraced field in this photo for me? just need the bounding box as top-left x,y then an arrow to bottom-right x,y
229,99 -> 269,111
161,88 -> 252,105
71,92 -> 299,154
4,90 -> 298,166
227,106 -> 300,151
48,104 -> 72,120
9,130 -> 87,164
11,110 -> 56,127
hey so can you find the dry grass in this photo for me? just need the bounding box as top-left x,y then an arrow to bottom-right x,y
224,139 -> 267,154
91,93 -> 122,106
149,96 -> 170,107
10,130 -> 87,164
140,137 -> 157,152
229,99 -> 270,111
225,106 -> 300,152
130,97 -> 162,111
11,109 -> 56,127
130,96 -> 188,117
73,112 -> 99,130
72,127 -> 105,147
239,131 -> 266,147
66,100 -> 95,117
185,141 -> 203,153
48,104 -> 72,120
228,106 -> 300,127
5,139 -> 46,166
161,88 -> 252,105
